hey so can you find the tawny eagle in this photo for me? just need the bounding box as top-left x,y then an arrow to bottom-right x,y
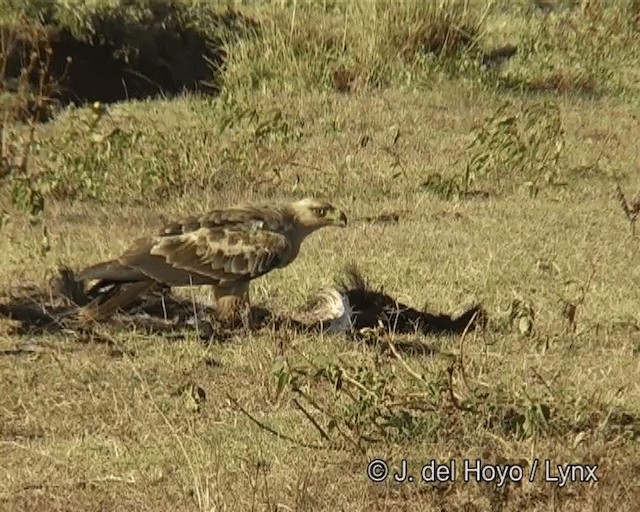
75,198 -> 348,324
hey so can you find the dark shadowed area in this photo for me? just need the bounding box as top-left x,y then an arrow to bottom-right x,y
2,2 -> 259,117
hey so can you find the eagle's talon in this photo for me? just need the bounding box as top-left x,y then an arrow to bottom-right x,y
198,321 -> 217,342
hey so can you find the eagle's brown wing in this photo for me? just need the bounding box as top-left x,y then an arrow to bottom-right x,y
77,206 -> 295,288
120,225 -> 293,287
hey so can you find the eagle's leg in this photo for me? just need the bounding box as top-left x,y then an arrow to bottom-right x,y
213,283 -> 252,329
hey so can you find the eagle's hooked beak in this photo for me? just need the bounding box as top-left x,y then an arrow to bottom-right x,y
332,209 -> 348,228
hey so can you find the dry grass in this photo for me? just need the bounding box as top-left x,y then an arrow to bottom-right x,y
1,0 -> 640,511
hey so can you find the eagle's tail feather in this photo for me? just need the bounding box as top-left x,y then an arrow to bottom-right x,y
77,260 -> 147,284
77,281 -> 154,322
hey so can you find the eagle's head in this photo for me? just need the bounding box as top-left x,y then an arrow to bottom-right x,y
289,198 -> 348,232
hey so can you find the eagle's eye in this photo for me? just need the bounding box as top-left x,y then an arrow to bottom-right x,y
315,207 -> 328,217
